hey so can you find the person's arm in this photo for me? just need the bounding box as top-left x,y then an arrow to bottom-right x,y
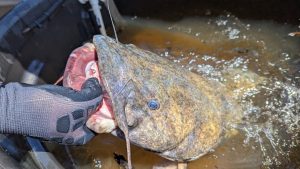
0,78 -> 102,145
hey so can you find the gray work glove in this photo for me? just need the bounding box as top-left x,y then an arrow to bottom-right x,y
0,78 -> 102,145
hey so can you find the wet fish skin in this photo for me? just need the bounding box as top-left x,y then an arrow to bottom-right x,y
93,35 -> 239,161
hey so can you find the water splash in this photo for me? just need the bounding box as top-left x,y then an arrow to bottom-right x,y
153,14 -> 300,168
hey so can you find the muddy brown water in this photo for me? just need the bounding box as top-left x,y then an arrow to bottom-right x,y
49,15 -> 300,169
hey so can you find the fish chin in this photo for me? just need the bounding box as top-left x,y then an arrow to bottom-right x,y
93,35 -> 134,135
94,37 -> 135,169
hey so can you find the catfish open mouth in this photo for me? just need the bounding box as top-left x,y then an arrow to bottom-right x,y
62,43 -> 117,134
63,42 -> 133,168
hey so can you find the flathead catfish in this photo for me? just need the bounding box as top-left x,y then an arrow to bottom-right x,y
93,35 -> 241,162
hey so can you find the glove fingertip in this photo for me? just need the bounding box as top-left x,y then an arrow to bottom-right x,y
81,78 -> 103,100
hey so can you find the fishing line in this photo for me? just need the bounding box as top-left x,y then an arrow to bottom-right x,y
107,0 -> 119,43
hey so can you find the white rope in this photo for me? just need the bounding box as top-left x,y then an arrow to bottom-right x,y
79,0 -> 121,42
88,0 -> 107,36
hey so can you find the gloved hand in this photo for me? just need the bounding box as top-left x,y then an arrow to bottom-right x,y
0,78 -> 102,145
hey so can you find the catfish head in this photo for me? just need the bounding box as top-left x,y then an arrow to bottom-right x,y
93,35 -> 236,161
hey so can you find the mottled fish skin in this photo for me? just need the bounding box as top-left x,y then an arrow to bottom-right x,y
93,35 -> 240,161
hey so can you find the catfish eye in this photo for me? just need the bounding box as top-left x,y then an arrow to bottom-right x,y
148,99 -> 160,110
